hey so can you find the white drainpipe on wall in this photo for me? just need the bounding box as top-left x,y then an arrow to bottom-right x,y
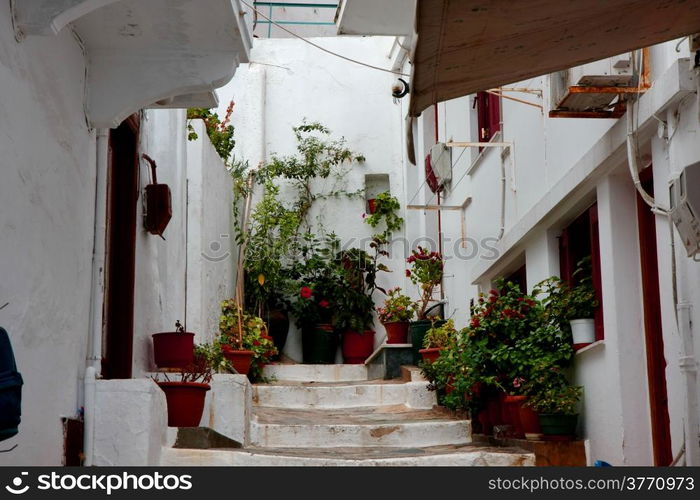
677,302 -> 700,466
83,128 -> 110,466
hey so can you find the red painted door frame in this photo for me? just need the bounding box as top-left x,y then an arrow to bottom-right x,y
636,166 -> 673,466
102,115 -> 140,380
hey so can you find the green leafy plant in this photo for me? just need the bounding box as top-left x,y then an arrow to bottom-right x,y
422,319 -> 458,349
406,247 -> 444,320
364,191 -> 403,238
526,383 -> 583,415
377,287 -> 416,323
218,300 -> 278,382
256,121 -> 365,232
187,102 -> 235,164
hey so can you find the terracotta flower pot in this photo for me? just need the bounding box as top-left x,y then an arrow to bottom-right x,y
152,331 -> 195,369
222,347 -> 255,375
383,321 -> 410,344
504,395 -> 527,438
157,382 -> 210,427
419,347 -> 443,363
367,198 -> 378,214
342,330 -> 375,364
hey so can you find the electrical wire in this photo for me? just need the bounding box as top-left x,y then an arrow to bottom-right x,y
239,0 -> 409,77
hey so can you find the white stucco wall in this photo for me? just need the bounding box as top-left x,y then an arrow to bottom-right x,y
133,109 -> 189,375
186,120 -> 236,344
217,37 -> 407,361
403,38 -> 700,465
0,6 -> 94,466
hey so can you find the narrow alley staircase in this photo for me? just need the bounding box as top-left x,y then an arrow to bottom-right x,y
162,364 -> 534,466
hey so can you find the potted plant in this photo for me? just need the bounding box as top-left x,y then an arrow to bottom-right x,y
406,247 -> 445,363
335,247 -> 390,364
567,257 -> 598,346
419,319 -> 457,363
151,320 -> 195,369
154,343 -> 221,427
219,299 -> 276,377
377,288 -> 416,344
526,383 -> 583,440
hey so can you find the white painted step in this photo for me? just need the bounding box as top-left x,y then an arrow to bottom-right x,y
161,445 -> 535,466
250,406 -> 470,448
263,364 -> 370,382
253,380 -> 436,409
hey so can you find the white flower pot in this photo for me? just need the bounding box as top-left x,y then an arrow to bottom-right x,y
570,318 -> 595,344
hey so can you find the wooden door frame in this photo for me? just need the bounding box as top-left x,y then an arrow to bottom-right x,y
636,166 -> 673,466
102,114 -> 140,379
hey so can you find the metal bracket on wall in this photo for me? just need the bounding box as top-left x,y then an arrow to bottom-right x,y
407,197 -> 472,247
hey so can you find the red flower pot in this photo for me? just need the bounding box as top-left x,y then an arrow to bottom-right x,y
487,392 -> 504,426
419,347 -> 443,363
383,321 -> 409,344
222,347 -> 255,375
341,330 -> 375,364
152,332 -> 195,369
157,382 -> 210,427
367,199 -> 377,214
504,395 -> 527,439
519,404 -> 542,438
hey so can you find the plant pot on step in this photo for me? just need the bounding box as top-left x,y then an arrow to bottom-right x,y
266,308 -> 289,360
538,413 -> 578,441
504,395 -> 527,439
418,347 -> 443,364
152,331 -> 195,369
570,318 -> 595,348
409,319 -> 445,364
302,324 -> 339,364
341,330 -> 375,364
157,382 -> 210,427
221,345 -> 255,375
383,321 -> 409,344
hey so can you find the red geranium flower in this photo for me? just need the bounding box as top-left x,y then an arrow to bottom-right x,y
405,269 -> 411,277
319,299 -> 329,308
300,286 -> 313,298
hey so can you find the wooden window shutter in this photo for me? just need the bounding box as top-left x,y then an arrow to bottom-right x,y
588,203 -> 604,340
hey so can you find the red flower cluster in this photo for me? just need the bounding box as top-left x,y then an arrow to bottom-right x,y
300,286 -> 313,299
319,300 -> 330,308
501,308 -> 525,319
406,246 -> 442,264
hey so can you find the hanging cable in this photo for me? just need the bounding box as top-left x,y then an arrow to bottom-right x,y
239,0 -> 409,77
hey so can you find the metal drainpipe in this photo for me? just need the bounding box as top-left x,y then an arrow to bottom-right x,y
84,128 -> 109,466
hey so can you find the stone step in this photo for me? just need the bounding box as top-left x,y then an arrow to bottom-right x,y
253,380 -> 436,409
250,406 -> 470,448
262,364 -> 371,382
401,365 -> 427,382
161,444 -> 535,466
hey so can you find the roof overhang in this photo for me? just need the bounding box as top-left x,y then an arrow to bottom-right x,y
14,0 -> 253,128
409,0 -> 700,118
336,0 -> 416,36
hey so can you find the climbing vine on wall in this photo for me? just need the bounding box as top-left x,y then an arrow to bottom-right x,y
187,101 -> 235,164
